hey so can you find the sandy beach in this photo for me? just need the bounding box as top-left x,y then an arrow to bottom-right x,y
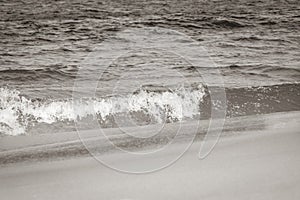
1,111 -> 299,200
1,1 -> 299,199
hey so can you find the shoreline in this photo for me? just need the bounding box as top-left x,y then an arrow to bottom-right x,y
0,111 -> 299,199
1,111 -> 299,166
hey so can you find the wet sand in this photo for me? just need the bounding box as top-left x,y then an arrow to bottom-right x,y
0,112 -> 299,200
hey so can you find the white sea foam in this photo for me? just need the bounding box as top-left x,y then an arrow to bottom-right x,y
0,85 -> 206,136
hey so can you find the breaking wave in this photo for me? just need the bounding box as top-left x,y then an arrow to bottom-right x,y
0,85 -> 206,136
1,82 -> 299,136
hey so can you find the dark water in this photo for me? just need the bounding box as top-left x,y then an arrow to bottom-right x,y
0,0 -> 299,135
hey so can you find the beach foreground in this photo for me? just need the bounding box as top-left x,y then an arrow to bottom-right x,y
0,112 -> 300,200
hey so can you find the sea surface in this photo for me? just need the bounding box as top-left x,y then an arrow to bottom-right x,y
0,0 -> 299,136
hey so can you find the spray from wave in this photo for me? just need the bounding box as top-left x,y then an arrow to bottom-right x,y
0,85 -> 206,136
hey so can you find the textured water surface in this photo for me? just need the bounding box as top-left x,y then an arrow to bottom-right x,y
0,0 -> 299,135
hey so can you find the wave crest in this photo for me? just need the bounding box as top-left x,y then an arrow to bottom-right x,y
0,85 -> 206,136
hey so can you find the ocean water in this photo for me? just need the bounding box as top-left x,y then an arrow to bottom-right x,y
0,0 -> 299,136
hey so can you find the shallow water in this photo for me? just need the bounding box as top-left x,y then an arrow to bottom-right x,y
0,0 -> 299,135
